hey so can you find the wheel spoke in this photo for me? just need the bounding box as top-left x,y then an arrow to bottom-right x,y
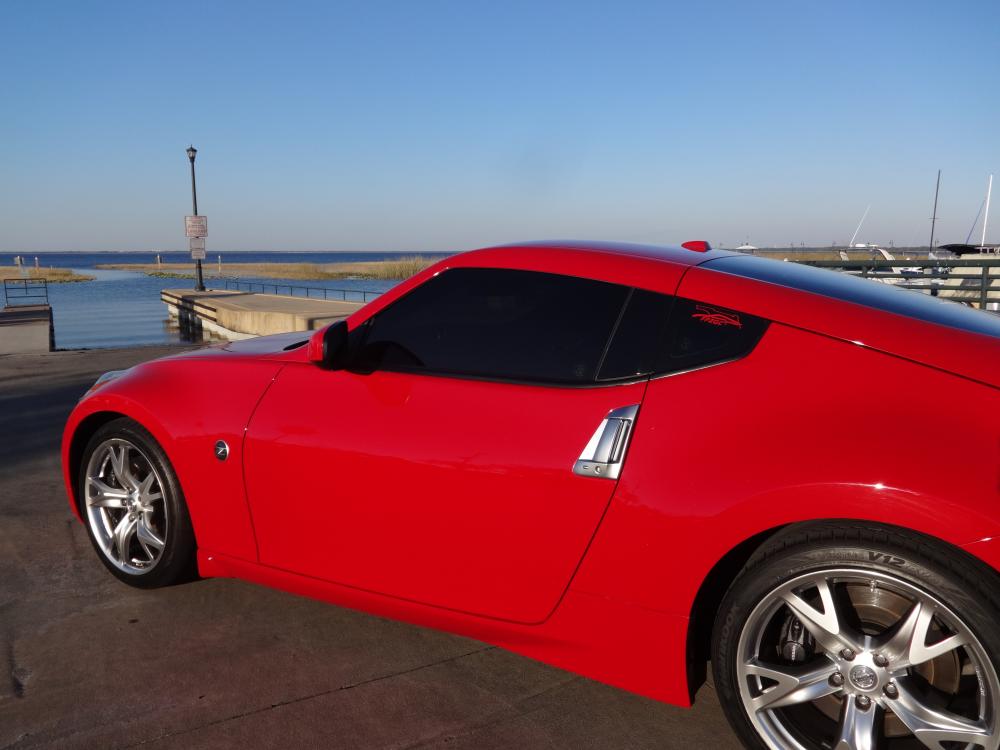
108,445 -> 136,490
890,677 -> 993,749
113,514 -> 137,563
138,472 -> 162,504
744,658 -> 841,711
136,517 -> 164,551
780,577 -> 864,654
833,698 -> 879,750
875,599 -> 967,670
87,477 -> 128,508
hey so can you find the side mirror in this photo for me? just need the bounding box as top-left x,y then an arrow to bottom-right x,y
307,320 -> 350,370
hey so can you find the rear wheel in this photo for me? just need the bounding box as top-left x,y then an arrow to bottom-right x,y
78,418 -> 195,588
712,522 -> 1000,750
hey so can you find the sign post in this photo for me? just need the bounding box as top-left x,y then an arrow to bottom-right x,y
185,146 -> 206,291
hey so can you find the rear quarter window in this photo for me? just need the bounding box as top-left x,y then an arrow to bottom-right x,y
597,291 -> 769,380
657,298 -> 769,373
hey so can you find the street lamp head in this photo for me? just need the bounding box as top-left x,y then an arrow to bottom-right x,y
186,145 -> 197,162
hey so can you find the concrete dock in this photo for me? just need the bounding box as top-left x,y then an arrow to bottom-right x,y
161,288 -> 365,339
0,345 -> 737,750
0,304 -> 53,354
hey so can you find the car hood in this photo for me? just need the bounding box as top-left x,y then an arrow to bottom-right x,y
221,331 -> 311,354
163,331 -> 313,362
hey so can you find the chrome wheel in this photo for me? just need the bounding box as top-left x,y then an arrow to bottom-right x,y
83,438 -> 168,575
737,568 -> 1000,750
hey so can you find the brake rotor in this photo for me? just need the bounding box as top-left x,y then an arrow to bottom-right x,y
811,581 -> 961,737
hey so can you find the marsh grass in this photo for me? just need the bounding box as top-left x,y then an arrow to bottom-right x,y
97,256 -> 437,281
0,265 -> 95,283
358,255 -> 435,279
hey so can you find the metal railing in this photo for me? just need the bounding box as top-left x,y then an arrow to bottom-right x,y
209,278 -> 383,303
796,258 -> 1000,309
3,278 -> 49,307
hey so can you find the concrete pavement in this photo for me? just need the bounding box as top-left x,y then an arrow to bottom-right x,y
0,346 -> 740,750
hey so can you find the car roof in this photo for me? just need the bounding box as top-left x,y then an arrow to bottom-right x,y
350,240 -> 1000,388
457,242 -> 1000,389
480,240 -> 735,267
350,240 -> 711,329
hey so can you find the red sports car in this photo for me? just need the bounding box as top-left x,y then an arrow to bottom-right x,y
63,242 -> 1000,750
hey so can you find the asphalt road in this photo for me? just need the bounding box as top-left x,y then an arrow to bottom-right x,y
0,346 -> 741,750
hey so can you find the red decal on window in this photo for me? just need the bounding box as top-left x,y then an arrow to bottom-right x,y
692,305 -> 742,328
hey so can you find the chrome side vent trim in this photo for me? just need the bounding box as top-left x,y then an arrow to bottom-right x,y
573,404 -> 640,480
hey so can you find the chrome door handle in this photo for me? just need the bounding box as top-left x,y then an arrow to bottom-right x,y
573,404 -> 639,479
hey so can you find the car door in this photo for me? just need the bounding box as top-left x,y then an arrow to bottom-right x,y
243,267 -> 673,624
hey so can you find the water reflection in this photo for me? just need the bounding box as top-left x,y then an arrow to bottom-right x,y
46,270 -> 394,350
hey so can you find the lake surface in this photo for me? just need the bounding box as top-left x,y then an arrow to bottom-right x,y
5,251 -> 451,350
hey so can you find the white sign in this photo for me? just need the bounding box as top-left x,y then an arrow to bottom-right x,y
185,215 -> 208,238
190,237 -> 206,259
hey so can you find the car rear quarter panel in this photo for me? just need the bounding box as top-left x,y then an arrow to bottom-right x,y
571,320 -> 1000,621
63,357 -> 283,562
680,265 -> 1000,389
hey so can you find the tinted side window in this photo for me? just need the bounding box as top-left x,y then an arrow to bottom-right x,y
356,268 -> 630,384
598,289 -> 674,381
656,297 -> 769,373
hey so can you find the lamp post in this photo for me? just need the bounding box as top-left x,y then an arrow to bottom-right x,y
186,145 -> 205,292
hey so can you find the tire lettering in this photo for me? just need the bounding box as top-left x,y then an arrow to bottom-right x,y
868,551 -> 906,567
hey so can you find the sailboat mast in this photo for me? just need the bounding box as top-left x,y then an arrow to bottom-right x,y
929,170 -> 941,253
849,205 -> 871,248
981,174 -> 993,248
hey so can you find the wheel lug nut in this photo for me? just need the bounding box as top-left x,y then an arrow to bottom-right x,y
840,648 -> 856,661
883,683 -> 898,699
855,695 -> 872,711
873,653 -> 889,668
829,672 -> 845,687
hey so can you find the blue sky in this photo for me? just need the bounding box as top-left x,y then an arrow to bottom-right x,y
1,0 -> 998,252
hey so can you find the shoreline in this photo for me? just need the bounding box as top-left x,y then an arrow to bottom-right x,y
95,250 -> 934,280
13,248 -> 940,285
0,266 -> 95,283
95,256 -> 434,281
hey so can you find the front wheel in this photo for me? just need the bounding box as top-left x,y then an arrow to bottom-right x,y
712,522 -> 1000,750
78,417 -> 195,588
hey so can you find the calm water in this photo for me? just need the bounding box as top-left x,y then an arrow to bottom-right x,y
6,251 -> 452,350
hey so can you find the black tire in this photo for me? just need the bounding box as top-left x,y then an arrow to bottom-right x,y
711,521 -> 1000,750
78,417 -> 196,588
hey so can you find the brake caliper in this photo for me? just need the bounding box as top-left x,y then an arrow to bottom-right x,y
779,614 -> 815,663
